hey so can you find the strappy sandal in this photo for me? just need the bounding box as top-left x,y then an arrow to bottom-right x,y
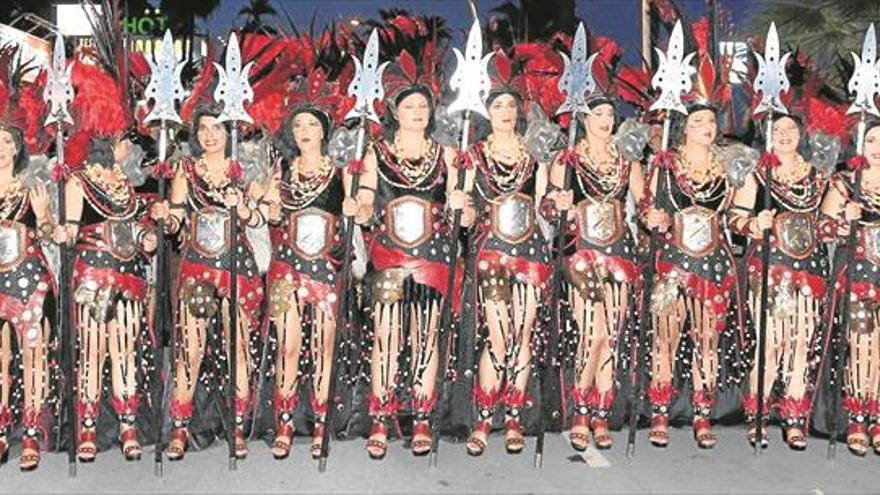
868,424 -> 880,454
310,422 -> 325,459
693,417 -> 717,449
77,426 -> 97,462
847,423 -> 869,456
366,419 -> 388,460
19,435 -> 39,471
0,436 -> 8,465
649,415 -> 669,447
591,417 -> 613,450
165,427 -> 189,461
272,421 -> 294,460
234,426 -> 248,459
783,426 -> 807,451
504,419 -> 525,454
411,420 -> 432,456
466,420 -> 491,456
746,421 -> 769,448
569,414 -> 590,452
119,426 -> 142,461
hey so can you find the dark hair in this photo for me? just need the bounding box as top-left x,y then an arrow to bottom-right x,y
574,100 -> 620,143
0,126 -> 29,176
473,90 -> 527,141
188,104 -> 232,158
669,105 -> 720,149
382,85 -> 435,140
754,112 -> 811,158
86,137 -> 115,168
276,106 -> 331,160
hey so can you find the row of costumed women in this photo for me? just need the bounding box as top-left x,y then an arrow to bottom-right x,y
0,5 -> 879,473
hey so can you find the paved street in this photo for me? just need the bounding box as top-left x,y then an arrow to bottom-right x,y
1,426 -> 877,494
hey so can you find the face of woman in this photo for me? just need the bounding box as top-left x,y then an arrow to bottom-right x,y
585,103 -> 615,142
0,129 -> 16,170
292,112 -> 324,154
488,93 -> 518,134
684,109 -> 717,147
865,126 -> 880,167
772,116 -> 801,156
396,92 -> 431,133
196,115 -> 228,156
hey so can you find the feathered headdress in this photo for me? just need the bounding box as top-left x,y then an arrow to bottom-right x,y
682,17 -> 733,111
0,44 -> 48,155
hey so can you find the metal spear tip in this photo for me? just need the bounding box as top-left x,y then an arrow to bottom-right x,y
752,22 -> 791,116
848,23 -> 880,116
344,28 -> 388,123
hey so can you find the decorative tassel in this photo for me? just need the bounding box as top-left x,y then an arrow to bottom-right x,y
347,158 -> 365,175
759,152 -> 781,170
227,160 -> 244,181
151,160 -> 174,179
652,149 -> 676,170
848,154 -> 869,171
51,162 -> 70,182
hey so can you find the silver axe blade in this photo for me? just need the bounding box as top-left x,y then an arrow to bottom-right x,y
44,34 -> 74,127
848,23 -> 880,117
215,32 -> 254,124
447,19 -> 493,119
753,22 -> 791,116
649,20 -> 696,116
144,29 -> 186,125
344,29 -> 390,124
556,22 -> 598,117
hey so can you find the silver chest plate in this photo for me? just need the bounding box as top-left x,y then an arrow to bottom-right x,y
105,220 -> 137,261
774,211 -> 815,260
291,208 -> 334,259
578,199 -> 623,246
864,223 -> 880,266
192,208 -> 230,258
0,221 -> 25,272
674,206 -> 718,258
491,193 -> 534,244
386,196 -> 432,248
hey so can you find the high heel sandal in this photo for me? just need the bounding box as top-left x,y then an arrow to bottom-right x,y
568,413 -> 590,452
746,420 -> 768,448
693,416 -> 716,449
466,420 -> 491,456
77,418 -> 97,462
19,434 -> 39,471
504,418 -> 525,454
272,421 -> 294,460
310,421 -> 325,459
783,425 -> 807,451
366,419 -> 388,460
411,419 -> 433,456
591,416 -> 613,450
119,426 -> 142,461
649,414 -> 669,447
234,425 -> 248,459
165,427 -> 189,461
869,423 -> 880,455
847,422 -> 869,456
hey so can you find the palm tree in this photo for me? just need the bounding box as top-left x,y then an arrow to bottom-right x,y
159,0 -> 221,62
748,0 -> 880,90
238,0 -> 278,34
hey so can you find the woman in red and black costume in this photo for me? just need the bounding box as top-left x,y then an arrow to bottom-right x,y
820,118 -> 880,456
263,67 -> 356,460
0,52 -> 59,470
641,94 -> 746,448
151,102 -> 268,461
462,51 -> 551,456
348,49 -> 468,459
729,99 -> 842,449
542,91 -> 647,451
61,57 -> 158,462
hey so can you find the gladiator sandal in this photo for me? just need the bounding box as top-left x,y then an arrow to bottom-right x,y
234,397 -> 249,459
0,406 -> 11,465
742,394 -> 769,448
843,395 -> 870,456
778,395 -> 810,451
166,398 -> 193,461
591,389 -> 615,450
19,410 -> 41,471
365,393 -> 398,460
503,386 -> 527,454
77,400 -> 99,462
647,382 -> 674,447
112,395 -> 142,461
272,393 -> 297,460
692,389 -> 717,449
568,388 -> 591,452
467,387 -> 499,456
868,398 -> 880,454
410,392 -> 438,456
310,397 -> 328,459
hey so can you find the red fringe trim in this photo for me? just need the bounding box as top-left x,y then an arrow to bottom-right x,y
274,391 -> 299,413
652,150 -> 676,170
777,395 -> 811,419
648,382 -> 676,406
310,396 -> 328,418
347,159 -> 365,175
411,390 -> 439,414
169,397 -> 194,420
473,385 -> 501,410
367,392 -> 400,417
152,160 -> 174,179
759,152 -> 781,170
848,154 -> 869,172
110,394 -> 140,416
